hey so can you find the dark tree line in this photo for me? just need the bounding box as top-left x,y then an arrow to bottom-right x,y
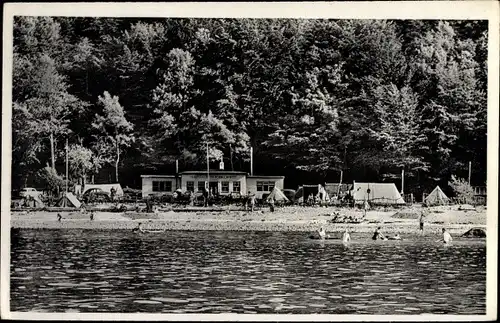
11,17 -> 487,196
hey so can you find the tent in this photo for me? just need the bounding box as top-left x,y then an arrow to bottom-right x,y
325,183 -> 352,198
294,185 -> 320,203
83,183 -> 124,197
23,196 -> 45,208
424,186 -> 449,206
57,192 -> 82,208
282,189 -> 296,203
352,182 -> 405,206
266,187 -> 290,203
317,184 -> 330,202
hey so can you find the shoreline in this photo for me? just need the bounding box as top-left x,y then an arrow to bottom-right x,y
10,205 -> 486,234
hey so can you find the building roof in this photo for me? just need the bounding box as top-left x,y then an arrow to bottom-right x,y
180,170 -> 248,175
141,171 -> 284,178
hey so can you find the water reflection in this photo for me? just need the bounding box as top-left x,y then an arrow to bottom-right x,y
10,229 -> 486,314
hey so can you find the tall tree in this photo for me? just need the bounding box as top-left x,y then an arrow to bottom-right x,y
367,84 -> 428,178
14,54 -> 85,170
92,91 -> 134,182
67,144 -> 94,185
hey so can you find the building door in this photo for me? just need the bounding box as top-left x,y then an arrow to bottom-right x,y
209,181 -> 219,195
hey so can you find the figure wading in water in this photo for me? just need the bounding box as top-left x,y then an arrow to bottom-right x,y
372,227 -> 387,240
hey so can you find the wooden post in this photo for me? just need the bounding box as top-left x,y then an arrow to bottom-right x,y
64,138 -> 69,207
230,144 -> 234,171
175,159 -> 179,189
250,146 -> 253,176
50,132 -> 56,170
338,170 -> 343,197
207,142 -> 210,192
468,161 -> 472,186
401,168 -> 404,195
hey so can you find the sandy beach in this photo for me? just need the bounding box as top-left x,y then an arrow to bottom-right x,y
10,204 -> 486,235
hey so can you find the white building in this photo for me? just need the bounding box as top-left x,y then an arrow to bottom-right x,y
141,170 -> 284,199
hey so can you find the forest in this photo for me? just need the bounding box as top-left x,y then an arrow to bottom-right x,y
11,17 -> 488,197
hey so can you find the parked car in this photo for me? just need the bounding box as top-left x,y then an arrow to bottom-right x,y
19,187 -> 41,199
82,188 -> 111,203
462,227 -> 486,238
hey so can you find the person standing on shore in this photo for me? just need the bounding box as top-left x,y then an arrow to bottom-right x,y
442,228 -> 453,244
110,187 -> 116,202
203,188 -> 209,207
245,192 -> 256,212
90,211 -> 95,221
419,210 -> 426,235
268,197 -> 275,212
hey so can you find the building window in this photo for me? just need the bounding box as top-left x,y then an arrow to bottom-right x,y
153,181 -> 172,192
197,181 -> 206,192
257,181 -> 275,192
221,181 -> 229,193
233,181 -> 241,192
186,181 -> 194,192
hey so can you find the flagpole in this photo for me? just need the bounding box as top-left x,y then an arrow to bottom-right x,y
65,138 -> 69,207
207,142 -> 210,194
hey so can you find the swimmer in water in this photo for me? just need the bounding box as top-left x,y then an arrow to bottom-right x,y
132,222 -> 143,233
342,228 -> 351,243
318,227 -> 327,240
442,228 -> 453,244
389,233 -> 402,240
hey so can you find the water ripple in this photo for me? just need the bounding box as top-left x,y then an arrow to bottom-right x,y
10,229 -> 486,314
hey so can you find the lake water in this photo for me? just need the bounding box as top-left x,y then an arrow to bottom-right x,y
10,229 -> 486,314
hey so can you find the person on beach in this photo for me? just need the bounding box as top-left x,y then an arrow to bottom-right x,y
90,211 -> 95,221
246,192 -> 256,212
268,197 -> 275,212
342,228 -> 351,243
110,187 -> 116,201
363,199 -> 369,218
419,210 -> 426,235
189,192 -> 195,206
57,213 -> 62,222
442,228 -> 453,244
203,188 -> 209,207
372,227 -> 387,240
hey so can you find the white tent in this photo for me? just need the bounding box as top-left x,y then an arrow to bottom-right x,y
266,187 -> 289,203
352,182 -> 405,205
424,186 -> 449,206
57,192 -> 82,208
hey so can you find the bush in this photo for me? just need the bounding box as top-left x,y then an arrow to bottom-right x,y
449,175 -> 474,204
34,166 -> 64,195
